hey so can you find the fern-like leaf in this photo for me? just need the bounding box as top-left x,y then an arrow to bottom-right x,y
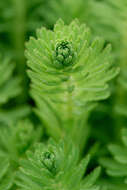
0,120 -> 42,161
100,128 -> 127,184
16,138 -> 101,190
0,120 -> 43,189
0,56 -> 21,105
26,19 -> 119,143
0,56 -> 31,125
0,157 -> 13,190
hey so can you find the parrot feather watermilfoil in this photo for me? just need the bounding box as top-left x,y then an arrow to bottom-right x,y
0,120 -> 43,190
0,55 -> 21,105
16,139 -> 101,190
100,128 -> 127,185
26,19 -> 119,146
0,157 -> 13,190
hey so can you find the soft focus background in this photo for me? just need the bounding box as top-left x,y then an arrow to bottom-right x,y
0,0 -> 127,189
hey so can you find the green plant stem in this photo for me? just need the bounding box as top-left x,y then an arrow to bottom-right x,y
12,0 -> 28,102
12,0 -> 26,67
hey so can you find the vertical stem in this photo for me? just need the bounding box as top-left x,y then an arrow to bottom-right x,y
11,0 -> 28,102
12,0 -> 26,67
64,75 -> 74,134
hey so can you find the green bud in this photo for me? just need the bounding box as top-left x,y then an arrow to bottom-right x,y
41,151 -> 56,174
57,55 -> 64,62
65,55 -> 73,65
54,40 -> 76,67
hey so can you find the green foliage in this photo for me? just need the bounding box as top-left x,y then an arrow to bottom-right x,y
0,56 -> 21,105
100,128 -> 127,185
87,0 -> 127,66
0,157 -> 13,190
16,138 -> 101,190
0,0 -> 127,189
41,0 -> 91,28
0,105 -> 31,125
0,55 -> 30,124
26,19 -> 119,145
0,120 -> 42,161
91,1 -> 127,127
0,0 -> 46,102
0,0 -> 46,53
0,120 -> 42,189
98,178 -> 127,190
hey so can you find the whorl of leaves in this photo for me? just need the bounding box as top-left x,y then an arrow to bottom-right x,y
0,120 -> 43,189
26,19 -> 119,141
16,139 -> 101,190
0,120 -> 42,162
